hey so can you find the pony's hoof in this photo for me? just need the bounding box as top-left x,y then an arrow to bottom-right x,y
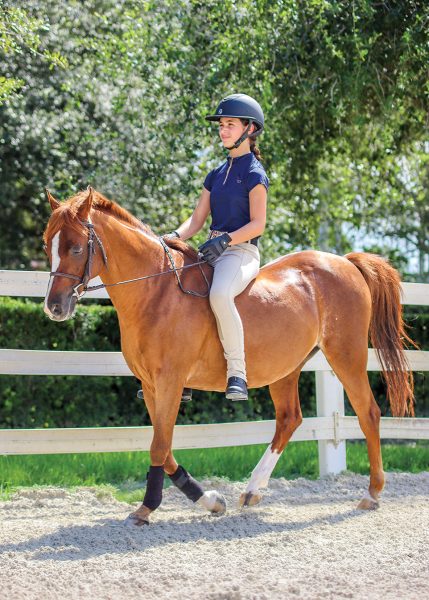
357,495 -> 379,511
239,491 -> 262,507
211,492 -> 227,514
124,505 -> 152,526
212,492 -> 226,515
197,490 -> 227,514
124,514 -> 150,527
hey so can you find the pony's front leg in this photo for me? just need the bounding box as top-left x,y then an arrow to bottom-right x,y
125,379 -> 226,526
164,452 -> 226,515
125,381 -> 181,527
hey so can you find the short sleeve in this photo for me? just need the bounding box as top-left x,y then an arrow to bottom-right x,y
203,169 -> 214,192
246,169 -> 269,193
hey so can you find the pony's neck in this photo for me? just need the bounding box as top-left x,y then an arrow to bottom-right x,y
91,209 -> 167,300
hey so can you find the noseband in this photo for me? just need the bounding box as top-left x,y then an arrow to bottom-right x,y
49,220 -> 108,300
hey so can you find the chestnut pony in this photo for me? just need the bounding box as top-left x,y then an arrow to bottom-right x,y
43,188 -> 414,526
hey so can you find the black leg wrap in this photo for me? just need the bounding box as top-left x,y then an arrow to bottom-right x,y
142,466 -> 164,510
169,465 -> 204,503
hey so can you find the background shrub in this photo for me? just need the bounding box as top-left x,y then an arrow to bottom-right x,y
0,298 -> 426,428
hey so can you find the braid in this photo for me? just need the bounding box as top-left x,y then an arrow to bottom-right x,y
240,118 -> 263,161
250,139 -> 262,161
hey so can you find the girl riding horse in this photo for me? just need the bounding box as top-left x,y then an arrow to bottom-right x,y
165,93 -> 269,401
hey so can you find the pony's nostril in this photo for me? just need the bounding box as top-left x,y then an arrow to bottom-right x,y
51,303 -> 62,316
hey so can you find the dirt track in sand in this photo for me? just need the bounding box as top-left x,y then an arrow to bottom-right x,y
0,472 -> 428,600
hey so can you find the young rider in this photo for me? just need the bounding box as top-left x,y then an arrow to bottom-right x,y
167,93 -> 269,401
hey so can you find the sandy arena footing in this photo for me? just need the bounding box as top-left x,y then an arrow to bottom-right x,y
0,472 -> 428,600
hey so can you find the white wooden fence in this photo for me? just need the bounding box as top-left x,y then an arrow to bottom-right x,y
0,270 -> 428,476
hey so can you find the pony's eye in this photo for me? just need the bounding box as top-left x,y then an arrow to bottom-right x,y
70,245 -> 83,256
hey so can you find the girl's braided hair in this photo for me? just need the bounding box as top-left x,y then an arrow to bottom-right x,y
240,118 -> 263,161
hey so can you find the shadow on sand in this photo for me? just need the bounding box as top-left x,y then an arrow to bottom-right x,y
0,505 -> 368,561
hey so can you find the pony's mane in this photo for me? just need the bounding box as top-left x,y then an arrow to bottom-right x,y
43,189 -> 149,241
43,189 -> 199,260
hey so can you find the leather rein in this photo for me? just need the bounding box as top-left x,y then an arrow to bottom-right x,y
48,220 -> 210,300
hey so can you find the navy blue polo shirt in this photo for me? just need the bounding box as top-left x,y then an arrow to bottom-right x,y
203,152 -> 269,232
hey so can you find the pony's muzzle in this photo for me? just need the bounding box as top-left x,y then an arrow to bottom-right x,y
44,292 -> 77,321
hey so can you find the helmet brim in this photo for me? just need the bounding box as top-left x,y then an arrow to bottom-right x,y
205,114 -> 263,129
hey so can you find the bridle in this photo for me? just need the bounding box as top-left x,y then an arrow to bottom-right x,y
48,220 -> 108,300
47,220 -> 210,300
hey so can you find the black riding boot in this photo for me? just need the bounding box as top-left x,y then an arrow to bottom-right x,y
225,376 -> 248,401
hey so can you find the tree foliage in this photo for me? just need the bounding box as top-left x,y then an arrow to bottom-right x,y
0,0 -> 428,278
0,1 -> 67,104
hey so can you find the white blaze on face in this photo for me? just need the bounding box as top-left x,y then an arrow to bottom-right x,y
245,445 -> 282,493
44,231 -> 61,314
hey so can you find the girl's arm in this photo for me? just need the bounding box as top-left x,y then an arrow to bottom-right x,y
228,184 -> 267,245
175,187 -> 211,241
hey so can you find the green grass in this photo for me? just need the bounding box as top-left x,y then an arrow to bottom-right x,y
0,441 -> 427,503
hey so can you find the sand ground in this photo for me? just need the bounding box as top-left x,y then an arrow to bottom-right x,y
0,472 -> 428,600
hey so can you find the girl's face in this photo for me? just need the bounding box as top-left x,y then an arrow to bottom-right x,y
218,117 -> 254,147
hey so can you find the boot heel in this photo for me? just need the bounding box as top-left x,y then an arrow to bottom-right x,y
225,377 -> 248,401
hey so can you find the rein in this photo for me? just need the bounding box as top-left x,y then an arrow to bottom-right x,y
158,236 -> 210,298
48,220 -> 210,299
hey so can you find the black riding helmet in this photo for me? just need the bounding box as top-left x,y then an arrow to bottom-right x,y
205,93 -> 264,150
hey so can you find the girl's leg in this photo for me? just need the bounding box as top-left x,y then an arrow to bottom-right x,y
209,244 -> 260,381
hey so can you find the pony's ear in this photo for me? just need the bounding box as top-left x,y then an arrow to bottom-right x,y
46,189 -> 60,212
78,186 -> 94,221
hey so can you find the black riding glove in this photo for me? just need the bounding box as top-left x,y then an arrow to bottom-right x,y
198,233 -> 232,266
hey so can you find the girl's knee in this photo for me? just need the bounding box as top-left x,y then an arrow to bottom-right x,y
209,288 -> 231,310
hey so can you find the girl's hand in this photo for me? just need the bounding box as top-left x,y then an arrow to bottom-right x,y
198,234 -> 232,266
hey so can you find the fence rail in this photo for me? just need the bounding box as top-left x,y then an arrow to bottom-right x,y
1,416 -> 428,456
0,348 -> 427,376
0,270 -> 428,476
1,270 -> 428,304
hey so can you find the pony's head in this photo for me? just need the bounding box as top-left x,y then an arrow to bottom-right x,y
43,187 -> 107,321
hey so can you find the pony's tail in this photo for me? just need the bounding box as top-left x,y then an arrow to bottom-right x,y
345,252 -> 417,417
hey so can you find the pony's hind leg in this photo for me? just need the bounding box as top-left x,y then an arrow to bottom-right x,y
323,341 -> 384,510
240,369 -> 302,507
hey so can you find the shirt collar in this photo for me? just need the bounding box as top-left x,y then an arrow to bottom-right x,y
227,152 -> 253,163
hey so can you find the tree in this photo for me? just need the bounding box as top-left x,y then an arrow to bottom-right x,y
1,0 -> 428,276
0,1 -> 67,104
369,144 -> 429,278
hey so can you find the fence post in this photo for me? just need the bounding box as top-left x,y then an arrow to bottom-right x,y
315,370 -> 347,476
